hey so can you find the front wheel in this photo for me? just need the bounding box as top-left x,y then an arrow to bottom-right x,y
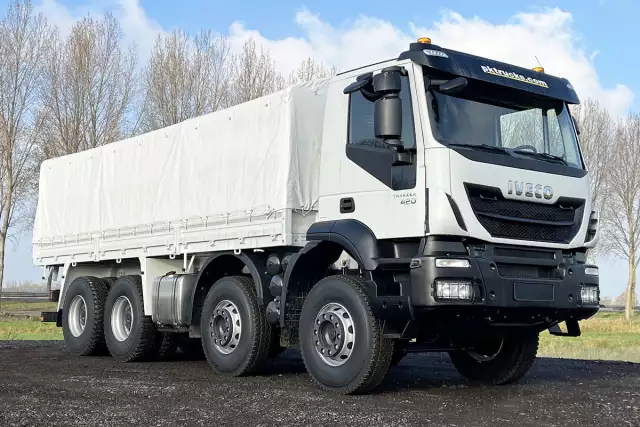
200,276 -> 273,376
449,333 -> 539,385
299,275 -> 393,394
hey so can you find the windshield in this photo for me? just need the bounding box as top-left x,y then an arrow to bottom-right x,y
426,82 -> 583,169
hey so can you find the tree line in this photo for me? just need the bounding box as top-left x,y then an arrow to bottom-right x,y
0,1 -> 637,320
0,1 -> 333,303
572,100 -> 640,320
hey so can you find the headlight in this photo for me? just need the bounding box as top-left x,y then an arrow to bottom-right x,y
435,258 -> 471,268
584,266 -> 599,276
580,285 -> 599,305
435,280 -> 474,300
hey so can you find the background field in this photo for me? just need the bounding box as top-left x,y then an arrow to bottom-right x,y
1,301 -> 638,362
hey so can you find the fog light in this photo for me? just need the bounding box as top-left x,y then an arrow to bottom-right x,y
435,280 -> 474,300
580,285 -> 599,305
585,266 -> 599,276
435,259 -> 471,268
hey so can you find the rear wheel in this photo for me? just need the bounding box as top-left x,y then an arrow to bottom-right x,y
104,276 -> 158,362
299,275 -> 393,394
62,276 -> 109,356
449,333 -> 539,385
200,276 -> 273,376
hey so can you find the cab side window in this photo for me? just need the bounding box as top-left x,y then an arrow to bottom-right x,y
347,75 -> 416,190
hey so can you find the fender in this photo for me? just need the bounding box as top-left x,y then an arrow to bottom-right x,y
306,219 -> 380,271
190,251 -> 271,325
279,240 -> 343,327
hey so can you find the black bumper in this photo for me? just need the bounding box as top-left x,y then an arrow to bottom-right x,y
409,242 -> 599,313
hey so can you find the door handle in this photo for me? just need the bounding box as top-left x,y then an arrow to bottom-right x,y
340,197 -> 355,213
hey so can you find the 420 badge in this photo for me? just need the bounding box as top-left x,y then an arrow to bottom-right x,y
394,192 -> 417,205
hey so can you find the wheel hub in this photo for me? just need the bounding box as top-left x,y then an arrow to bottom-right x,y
209,300 -> 241,354
313,302 -> 355,366
68,295 -> 88,338
111,296 -> 134,342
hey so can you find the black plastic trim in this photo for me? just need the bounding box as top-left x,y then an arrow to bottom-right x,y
306,219 -> 380,271
446,194 -> 467,231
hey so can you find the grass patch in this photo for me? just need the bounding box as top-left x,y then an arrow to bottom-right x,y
539,312 -> 640,363
0,316 -> 62,341
0,301 -> 57,313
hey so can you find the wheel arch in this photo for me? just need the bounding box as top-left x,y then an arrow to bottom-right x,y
190,251 -> 271,329
306,219 -> 380,271
279,240 -> 344,327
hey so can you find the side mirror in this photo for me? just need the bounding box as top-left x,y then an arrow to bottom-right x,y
373,68 -> 403,148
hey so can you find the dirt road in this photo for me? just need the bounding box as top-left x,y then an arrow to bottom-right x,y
0,341 -> 638,426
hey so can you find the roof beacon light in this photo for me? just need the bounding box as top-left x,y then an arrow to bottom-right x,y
532,66 -> 545,73
417,37 -> 432,44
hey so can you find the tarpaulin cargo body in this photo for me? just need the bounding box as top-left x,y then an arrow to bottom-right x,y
33,79 -> 330,266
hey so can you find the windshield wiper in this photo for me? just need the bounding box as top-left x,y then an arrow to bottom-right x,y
448,143 -> 512,156
512,150 -> 568,166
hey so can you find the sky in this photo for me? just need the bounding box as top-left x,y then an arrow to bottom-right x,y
1,0 -> 637,298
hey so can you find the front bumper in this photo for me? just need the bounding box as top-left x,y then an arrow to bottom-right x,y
409,242 -> 599,313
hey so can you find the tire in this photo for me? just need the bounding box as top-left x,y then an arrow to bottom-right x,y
390,339 -> 409,367
61,276 -> 109,356
104,275 -> 158,362
200,276 -> 273,376
449,333 -> 540,385
178,336 -> 205,360
101,276 -> 118,287
299,275 -> 394,394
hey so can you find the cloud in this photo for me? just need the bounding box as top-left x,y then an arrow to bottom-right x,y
34,0 -> 165,66
35,1 -> 633,116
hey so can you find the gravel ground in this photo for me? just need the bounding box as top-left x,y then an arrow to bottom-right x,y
0,341 -> 638,427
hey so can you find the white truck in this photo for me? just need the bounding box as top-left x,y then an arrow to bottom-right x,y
35,37 -> 600,394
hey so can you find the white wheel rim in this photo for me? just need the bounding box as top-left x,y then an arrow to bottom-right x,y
209,300 -> 242,355
111,296 -> 134,342
313,302 -> 356,367
68,295 -> 87,338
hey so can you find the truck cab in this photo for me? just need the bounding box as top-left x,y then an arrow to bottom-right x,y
295,37 -> 598,389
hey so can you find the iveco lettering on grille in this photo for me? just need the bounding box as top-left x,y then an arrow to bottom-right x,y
508,180 -> 553,200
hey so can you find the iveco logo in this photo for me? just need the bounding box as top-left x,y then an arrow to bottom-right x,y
508,180 -> 553,200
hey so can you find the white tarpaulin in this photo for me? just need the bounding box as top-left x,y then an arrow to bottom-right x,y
33,79 -> 329,244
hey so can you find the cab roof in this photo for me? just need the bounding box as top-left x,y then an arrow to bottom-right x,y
398,42 -> 580,104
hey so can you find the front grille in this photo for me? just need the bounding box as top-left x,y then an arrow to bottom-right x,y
466,184 -> 585,243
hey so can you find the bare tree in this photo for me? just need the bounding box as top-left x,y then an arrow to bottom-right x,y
230,38 -> 284,105
40,13 -> 138,158
140,29 -> 231,132
0,0 -> 50,306
601,114 -> 640,320
287,57 -> 336,85
571,100 -> 615,216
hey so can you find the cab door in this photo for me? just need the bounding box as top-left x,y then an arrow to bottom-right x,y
318,62 -> 426,239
